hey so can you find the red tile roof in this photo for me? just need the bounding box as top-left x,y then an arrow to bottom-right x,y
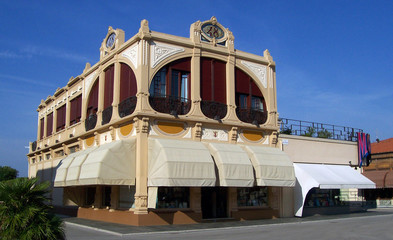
371,137 -> 393,154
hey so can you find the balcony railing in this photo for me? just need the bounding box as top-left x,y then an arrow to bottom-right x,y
201,100 -> 227,120
101,106 -> 113,125
149,95 -> 191,116
85,113 -> 97,131
279,118 -> 363,142
118,96 -> 137,118
236,108 -> 268,125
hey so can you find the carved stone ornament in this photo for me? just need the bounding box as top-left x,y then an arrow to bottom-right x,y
150,42 -> 184,68
231,127 -> 238,142
121,43 -> 139,69
241,60 -> 267,88
195,123 -> 202,139
202,128 -> 228,141
84,71 -> 97,96
135,195 -> 148,208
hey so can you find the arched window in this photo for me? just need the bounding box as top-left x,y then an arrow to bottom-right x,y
235,68 -> 267,125
118,63 -> 137,118
102,65 -> 114,125
149,58 -> 191,116
85,80 -> 99,131
200,57 -> 227,120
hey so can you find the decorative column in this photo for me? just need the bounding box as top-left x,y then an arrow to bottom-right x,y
111,61 -> 121,121
189,44 -> 204,117
133,117 -> 149,214
65,92 -> 71,129
226,31 -> 238,121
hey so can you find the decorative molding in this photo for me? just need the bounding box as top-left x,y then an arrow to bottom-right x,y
134,195 -> 148,208
84,71 -> 97,96
237,135 -> 244,143
150,42 -> 184,68
263,136 -> 269,145
109,126 -> 116,141
231,127 -> 238,142
183,128 -> 192,139
241,60 -> 267,88
121,43 -> 139,69
195,123 -> 202,139
202,128 -> 228,141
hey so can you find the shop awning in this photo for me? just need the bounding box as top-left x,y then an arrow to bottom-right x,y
148,138 -> 216,187
54,139 -> 136,187
362,170 -> 389,188
206,142 -> 254,187
241,146 -> 296,187
294,163 -> 376,217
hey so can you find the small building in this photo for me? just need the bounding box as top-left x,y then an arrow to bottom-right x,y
363,138 -> 393,207
27,17 -> 375,226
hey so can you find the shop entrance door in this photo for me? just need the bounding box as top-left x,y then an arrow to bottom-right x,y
201,187 -> 228,219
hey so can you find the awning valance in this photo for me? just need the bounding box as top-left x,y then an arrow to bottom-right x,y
148,138 -> 216,187
206,142 -> 254,187
362,170 -> 389,188
54,139 -> 136,187
242,146 -> 296,187
294,163 -> 376,217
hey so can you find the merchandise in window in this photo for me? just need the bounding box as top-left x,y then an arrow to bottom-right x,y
156,187 -> 190,209
237,187 -> 268,207
304,188 -> 347,207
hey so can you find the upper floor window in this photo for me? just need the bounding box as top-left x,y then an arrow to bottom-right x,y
86,80 -> 99,131
56,105 -> 66,132
119,63 -> 138,118
200,57 -> 227,120
102,65 -> 115,125
149,58 -> 191,116
70,95 -> 82,126
46,112 -> 53,137
235,68 -> 267,125
39,118 -> 44,140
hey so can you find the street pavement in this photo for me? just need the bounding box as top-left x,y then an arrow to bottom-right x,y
64,208 -> 393,240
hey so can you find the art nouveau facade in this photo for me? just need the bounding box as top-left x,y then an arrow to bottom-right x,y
27,17 -> 374,226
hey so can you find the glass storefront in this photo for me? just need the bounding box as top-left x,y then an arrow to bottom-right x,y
304,188 -> 347,207
156,187 -> 190,209
237,187 -> 268,207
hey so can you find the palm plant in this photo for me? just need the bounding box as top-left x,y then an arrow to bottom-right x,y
0,177 -> 64,240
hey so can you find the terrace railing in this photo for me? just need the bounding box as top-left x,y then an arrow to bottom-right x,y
279,118 -> 363,142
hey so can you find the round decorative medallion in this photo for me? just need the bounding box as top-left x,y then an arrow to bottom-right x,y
106,33 -> 116,49
201,24 -> 224,39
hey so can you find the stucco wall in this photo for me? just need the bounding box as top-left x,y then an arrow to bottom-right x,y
279,134 -> 358,165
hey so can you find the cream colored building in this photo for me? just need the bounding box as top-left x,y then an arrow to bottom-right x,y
27,17 -> 374,226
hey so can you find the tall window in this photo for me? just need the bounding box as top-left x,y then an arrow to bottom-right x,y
119,63 -> 137,102
70,95 -> 82,125
39,118 -> 44,140
235,68 -> 265,111
46,113 -> 53,137
149,58 -> 191,99
104,65 -> 114,110
86,80 -> 99,117
200,57 -> 226,103
56,105 -> 66,132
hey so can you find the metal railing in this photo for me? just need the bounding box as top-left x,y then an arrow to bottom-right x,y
279,118 -> 363,142
101,106 -> 113,125
200,100 -> 227,120
236,108 -> 268,125
149,95 -> 191,116
118,96 -> 137,118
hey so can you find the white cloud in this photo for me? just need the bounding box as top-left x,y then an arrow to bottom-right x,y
20,45 -> 89,63
0,74 -> 56,87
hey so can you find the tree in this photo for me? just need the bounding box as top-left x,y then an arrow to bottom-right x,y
0,177 -> 64,240
0,166 -> 18,182
317,128 -> 333,139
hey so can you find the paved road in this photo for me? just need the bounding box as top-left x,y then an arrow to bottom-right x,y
64,209 -> 393,240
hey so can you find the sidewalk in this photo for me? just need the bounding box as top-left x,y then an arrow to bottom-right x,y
63,208 -> 393,236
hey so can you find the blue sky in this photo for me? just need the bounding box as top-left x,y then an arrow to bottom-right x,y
1,1 -> 392,177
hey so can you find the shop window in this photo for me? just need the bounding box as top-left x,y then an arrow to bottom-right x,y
119,186 -> 135,209
118,63 -> 137,118
39,118 -> 44,140
149,58 -> 191,115
85,187 -> 96,206
304,188 -> 347,207
46,112 -> 53,137
156,187 -> 190,209
56,105 -> 66,132
237,187 -> 268,207
103,186 -> 111,207
70,95 -> 82,126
